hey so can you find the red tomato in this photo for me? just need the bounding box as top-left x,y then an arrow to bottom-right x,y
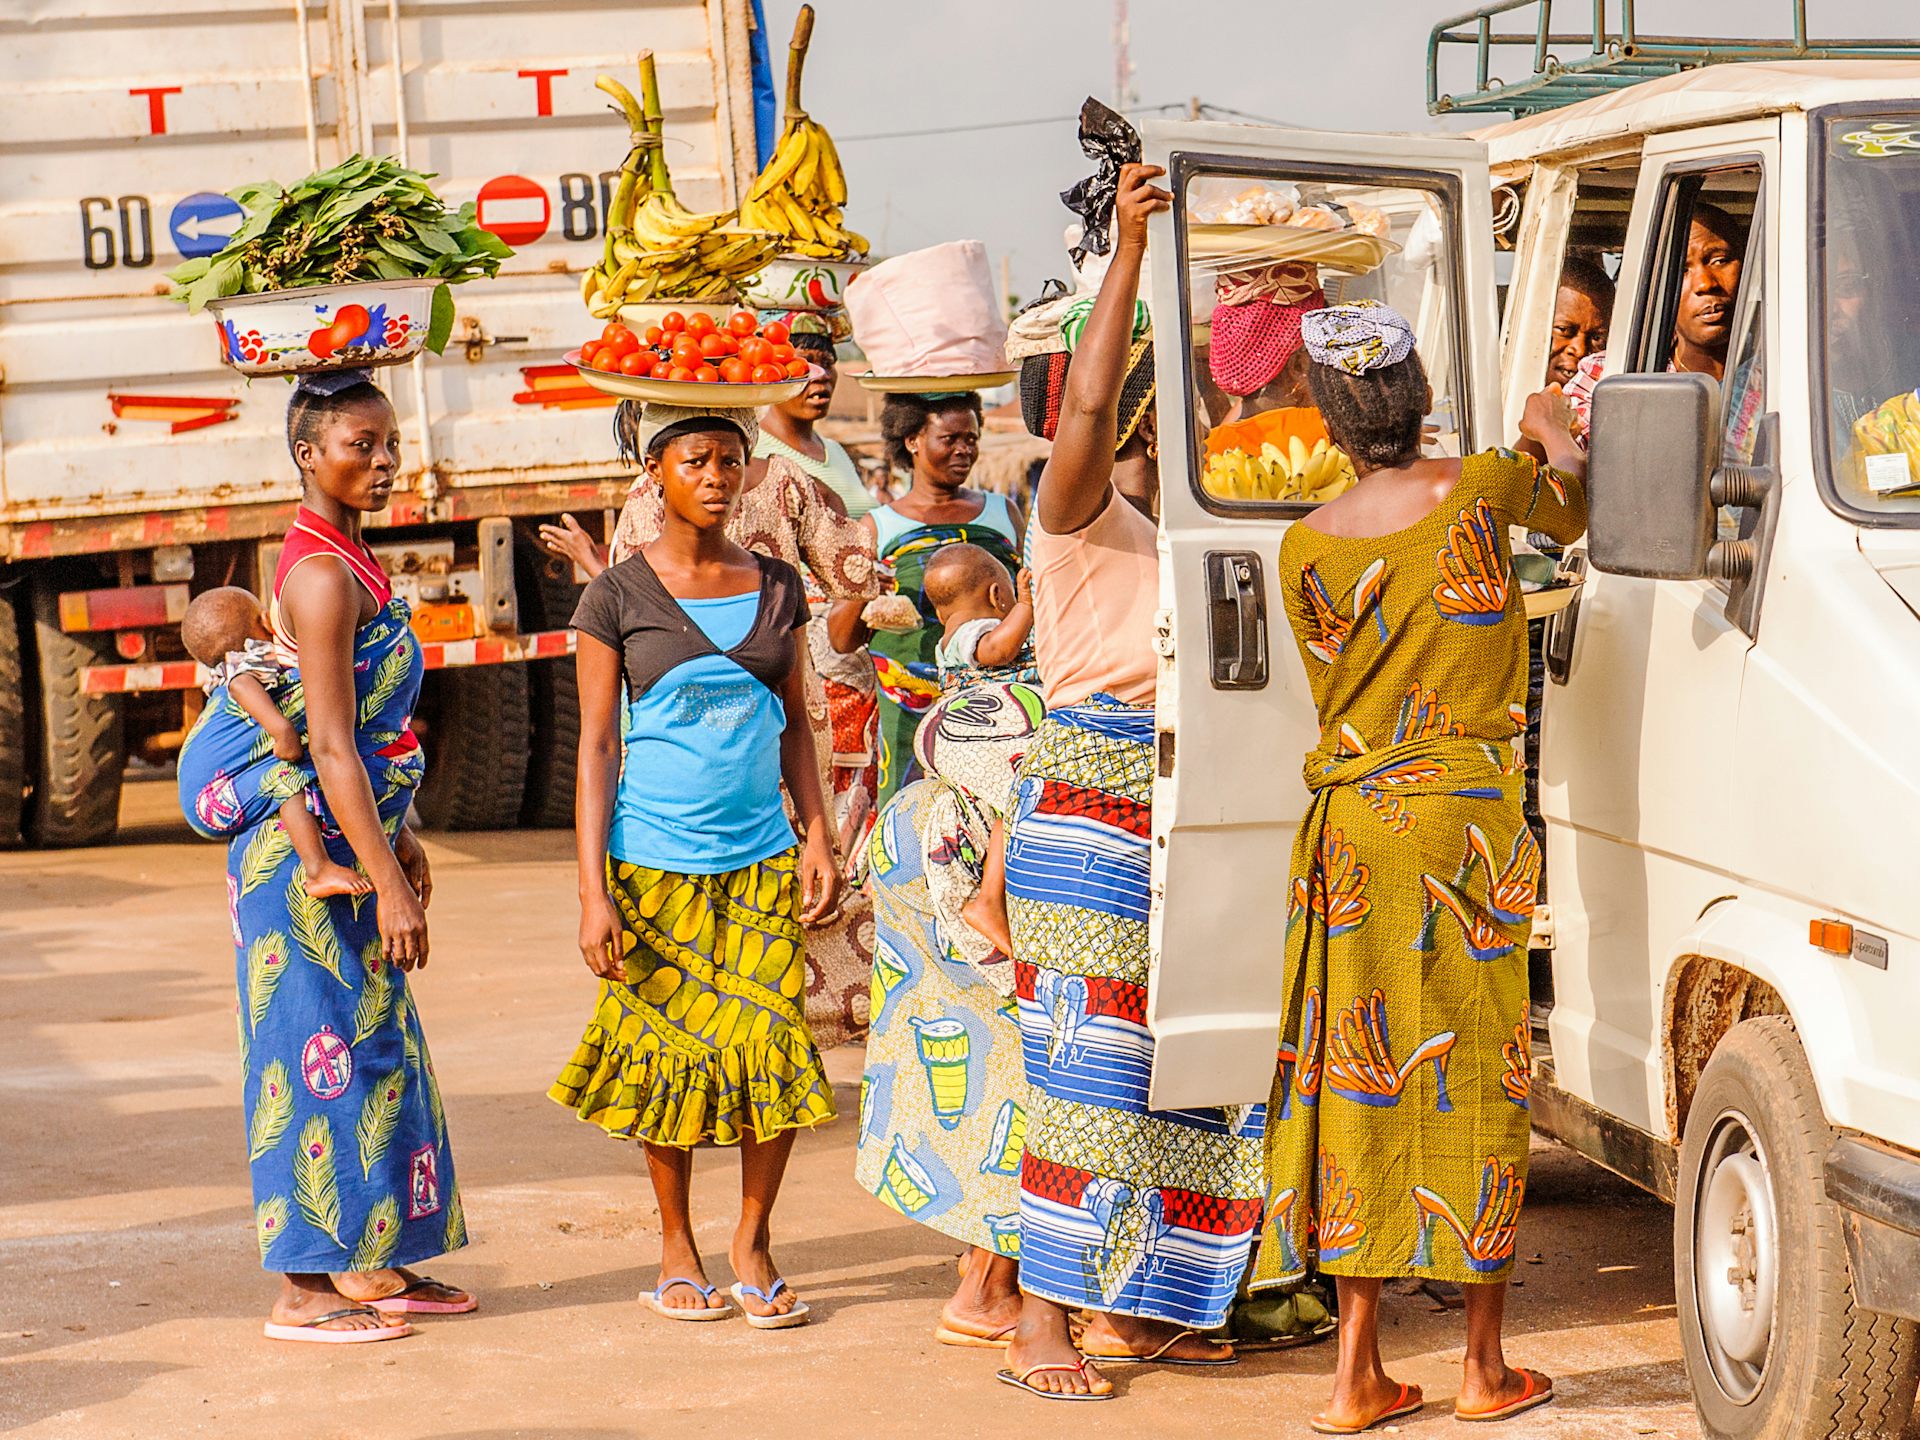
736,338 -> 767,367
689,365 -> 717,383
751,363 -> 784,384
727,310 -> 757,337
602,322 -> 633,345
698,333 -> 728,359
668,365 -> 696,382
687,311 -> 717,337
619,351 -> 649,375
719,357 -> 751,384
650,359 -> 674,379
672,335 -> 702,361
660,312 -> 686,333
785,359 -> 811,378
761,320 -> 790,346
610,329 -> 640,357
307,327 -> 339,359
593,351 -> 622,373
578,342 -> 600,367
643,325 -> 664,346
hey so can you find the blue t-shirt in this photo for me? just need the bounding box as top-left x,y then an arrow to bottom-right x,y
608,591 -> 793,873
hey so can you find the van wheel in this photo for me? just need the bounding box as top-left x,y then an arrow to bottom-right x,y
1676,1017 -> 1919,1439
518,542 -> 581,829
0,581 -> 26,846
25,575 -> 124,847
412,663 -> 530,831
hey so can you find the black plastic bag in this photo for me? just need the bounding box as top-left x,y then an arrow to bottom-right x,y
1060,97 -> 1142,266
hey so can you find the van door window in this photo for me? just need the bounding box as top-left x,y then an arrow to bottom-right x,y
1180,167 -> 1474,511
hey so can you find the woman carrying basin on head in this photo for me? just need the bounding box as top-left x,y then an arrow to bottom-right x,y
1252,300 -> 1587,1432
550,402 -> 840,1329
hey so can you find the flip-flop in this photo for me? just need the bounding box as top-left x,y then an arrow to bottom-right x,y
646,1277 -> 735,1322
730,1279 -> 809,1330
1456,1368 -> 1554,1423
262,1306 -> 412,1345
994,1361 -> 1115,1402
934,1318 -> 1017,1348
1310,1382 -> 1424,1434
1080,1328 -> 1237,1367
364,1275 -> 478,1315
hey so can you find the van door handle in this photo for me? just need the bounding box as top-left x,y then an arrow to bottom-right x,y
1205,550 -> 1267,690
1545,550 -> 1586,685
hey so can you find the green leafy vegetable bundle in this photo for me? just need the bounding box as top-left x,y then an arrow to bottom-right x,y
167,155 -> 513,353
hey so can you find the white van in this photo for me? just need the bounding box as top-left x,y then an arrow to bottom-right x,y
1139,60 -> 1920,1440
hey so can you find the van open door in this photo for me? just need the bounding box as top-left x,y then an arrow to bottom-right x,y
1138,119 -> 1502,1108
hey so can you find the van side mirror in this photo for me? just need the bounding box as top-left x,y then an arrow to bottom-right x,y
1586,372 -> 1721,580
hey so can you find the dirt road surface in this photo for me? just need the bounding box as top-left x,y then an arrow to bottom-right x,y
3,778 -> 1700,1439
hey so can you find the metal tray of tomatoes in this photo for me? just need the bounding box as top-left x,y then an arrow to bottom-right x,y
565,351 -> 813,406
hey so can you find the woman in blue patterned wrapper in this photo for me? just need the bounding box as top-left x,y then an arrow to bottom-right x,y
177,370 -> 471,1344
550,403 -> 841,1329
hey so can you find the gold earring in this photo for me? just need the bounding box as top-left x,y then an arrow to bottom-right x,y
1146,435 -> 1160,460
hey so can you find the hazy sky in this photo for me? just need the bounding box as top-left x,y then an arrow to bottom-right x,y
764,0 -> 1919,300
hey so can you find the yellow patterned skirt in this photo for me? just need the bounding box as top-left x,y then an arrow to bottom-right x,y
549,849 -> 838,1148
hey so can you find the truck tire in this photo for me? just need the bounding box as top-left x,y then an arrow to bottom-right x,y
518,544 -> 582,829
1676,1016 -> 1920,1440
25,576 -> 124,847
0,581 -> 26,847
412,663 -> 530,832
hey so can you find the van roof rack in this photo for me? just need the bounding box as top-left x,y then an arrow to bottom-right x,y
1428,0 -> 1920,116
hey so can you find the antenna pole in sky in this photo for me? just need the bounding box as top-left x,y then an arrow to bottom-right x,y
1112,0 -> 1135,110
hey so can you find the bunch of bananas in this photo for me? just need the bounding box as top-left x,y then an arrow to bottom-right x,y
580,64 -> 782,317
1204,436 -> 1358,504
1854,388 -> 1920,491
737,6 -> 868,262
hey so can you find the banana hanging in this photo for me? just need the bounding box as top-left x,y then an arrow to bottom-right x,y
742,6 -> 867,262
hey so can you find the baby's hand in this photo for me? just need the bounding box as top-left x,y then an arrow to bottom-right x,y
272,733 -> 306,763
1015,568 -> 1034,607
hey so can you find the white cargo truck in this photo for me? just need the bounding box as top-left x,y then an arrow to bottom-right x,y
1138,29 -> 1920,1440
0,0 -> 768,845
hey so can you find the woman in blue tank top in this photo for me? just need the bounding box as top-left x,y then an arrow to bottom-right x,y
552,406 -> 841,1329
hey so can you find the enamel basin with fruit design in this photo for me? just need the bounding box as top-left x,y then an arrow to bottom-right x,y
207,278 -> 438,376
738,256 -> 866,313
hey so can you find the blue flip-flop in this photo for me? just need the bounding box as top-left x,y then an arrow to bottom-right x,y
645,1277 -> 734,1322
730,1278 -> 810,1330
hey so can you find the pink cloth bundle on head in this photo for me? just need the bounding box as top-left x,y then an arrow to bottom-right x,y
844,240 -> 1009,378
1208,262 -> 1325,398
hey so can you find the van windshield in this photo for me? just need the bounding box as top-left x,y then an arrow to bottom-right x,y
1815,112 -> 1920,520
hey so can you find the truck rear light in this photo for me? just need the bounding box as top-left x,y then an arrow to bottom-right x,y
152,545 -> 195,583
412,602 -> 479,643
1810,918 -> 1855,955
114,631 -> 148,661
58,583 -> 187,633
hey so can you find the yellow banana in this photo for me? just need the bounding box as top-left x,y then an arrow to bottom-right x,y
751,121 -> 811,200
816,124 -> 848,206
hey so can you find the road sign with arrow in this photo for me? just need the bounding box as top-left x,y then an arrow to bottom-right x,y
168,192 -> 246,259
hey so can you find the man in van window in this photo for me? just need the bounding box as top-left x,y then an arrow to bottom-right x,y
1544,254 -> 1615,388
1560,202 -> 1748,440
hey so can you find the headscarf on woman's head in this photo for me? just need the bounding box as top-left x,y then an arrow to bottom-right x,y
613,400 -> 759,465
285,367 -> 381,462
1208,263 -> 1327,398
1020,296 -> 1155,450
1300,299 -> 1417,376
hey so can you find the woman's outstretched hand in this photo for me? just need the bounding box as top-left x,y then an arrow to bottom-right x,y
579,888 -> 627,980
540,514 -> 609,579
1113,162 -> 1172,252
798,826 -> 842,926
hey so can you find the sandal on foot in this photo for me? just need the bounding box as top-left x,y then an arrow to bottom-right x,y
1311,1382 -> 1424,1434
1456,1369 -> 1553,1423
730,1279 -> 809,1330
365,1275 -> 477,1315
934,1318 -> 1016,1348
995,1361 -> 1114,1402
263,1306 -> 412,1345
1080,1328 -> 1237,1367
646,1277 -> 734,1322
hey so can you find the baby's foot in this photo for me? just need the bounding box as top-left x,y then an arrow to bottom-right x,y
961,891 -> 1014,956
306,861 -> 374,898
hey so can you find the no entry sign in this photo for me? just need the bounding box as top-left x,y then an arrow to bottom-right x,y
476,175 -> 550,248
